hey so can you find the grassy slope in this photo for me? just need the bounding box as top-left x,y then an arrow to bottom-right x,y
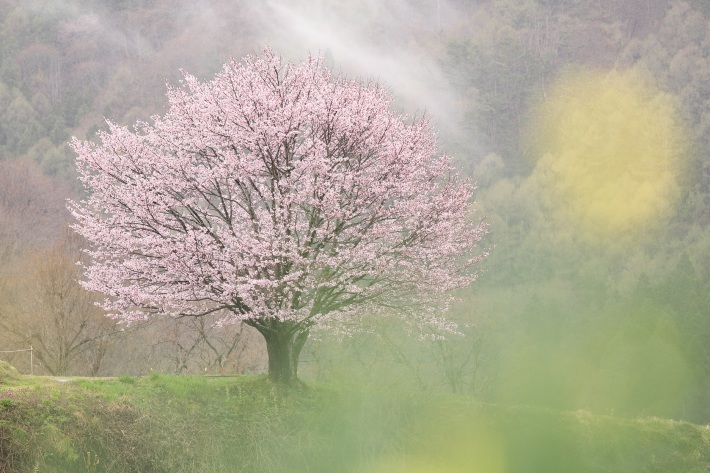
0,372 -> 708,473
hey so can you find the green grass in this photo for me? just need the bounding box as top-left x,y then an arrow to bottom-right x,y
0,370 -> 708,472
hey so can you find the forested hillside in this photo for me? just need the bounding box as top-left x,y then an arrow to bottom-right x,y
0,0 -> 707,424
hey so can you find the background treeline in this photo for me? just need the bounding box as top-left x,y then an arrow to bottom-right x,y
0,0 -> 707,424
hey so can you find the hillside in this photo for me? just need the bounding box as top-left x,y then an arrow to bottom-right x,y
0,370 -> 708,473
0,0 -> 708,437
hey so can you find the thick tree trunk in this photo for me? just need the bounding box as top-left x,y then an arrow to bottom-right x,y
252,320 -> 309,385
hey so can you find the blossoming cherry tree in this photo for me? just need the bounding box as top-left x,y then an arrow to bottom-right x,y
71,50 -> 488,384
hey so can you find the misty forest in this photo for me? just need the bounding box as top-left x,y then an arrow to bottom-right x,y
0,0 -> 708,472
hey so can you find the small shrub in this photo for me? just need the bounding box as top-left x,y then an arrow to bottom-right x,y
0,360 -> 21,384
0,397 -> 16,409
118,375 -> 136,385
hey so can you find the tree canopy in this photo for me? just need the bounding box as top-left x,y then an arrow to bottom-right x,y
70,50 -> 487,382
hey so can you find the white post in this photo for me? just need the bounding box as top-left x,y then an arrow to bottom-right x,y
30,345 -> 33,376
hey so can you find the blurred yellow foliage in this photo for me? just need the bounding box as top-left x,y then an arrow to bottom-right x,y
529,69 -> 686,239
355,407 -> 506,473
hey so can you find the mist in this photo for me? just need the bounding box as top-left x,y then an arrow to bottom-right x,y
257,0 -> 464,140
0,0 -> 708,436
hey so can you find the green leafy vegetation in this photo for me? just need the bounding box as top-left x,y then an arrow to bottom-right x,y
0,361 -> 21,385
0,372 -> 708,472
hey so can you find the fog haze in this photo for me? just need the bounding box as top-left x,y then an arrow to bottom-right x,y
0,0 -> 707,426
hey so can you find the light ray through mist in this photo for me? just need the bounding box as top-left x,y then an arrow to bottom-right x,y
256,0 -> 468,150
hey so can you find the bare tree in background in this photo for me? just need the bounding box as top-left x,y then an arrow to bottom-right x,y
431,328 -> 489,396
0,230 -> 121,375
150,314 -> 263,375
429,295 -> 497,397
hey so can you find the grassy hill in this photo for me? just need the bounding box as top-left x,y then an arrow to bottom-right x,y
0,366 -> 708,473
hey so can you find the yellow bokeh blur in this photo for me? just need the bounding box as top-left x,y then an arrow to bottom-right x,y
353,406 -> 507,473
528,69 -> 686,239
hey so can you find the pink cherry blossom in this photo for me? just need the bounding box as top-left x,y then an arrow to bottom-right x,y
70,49 -> 488,383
